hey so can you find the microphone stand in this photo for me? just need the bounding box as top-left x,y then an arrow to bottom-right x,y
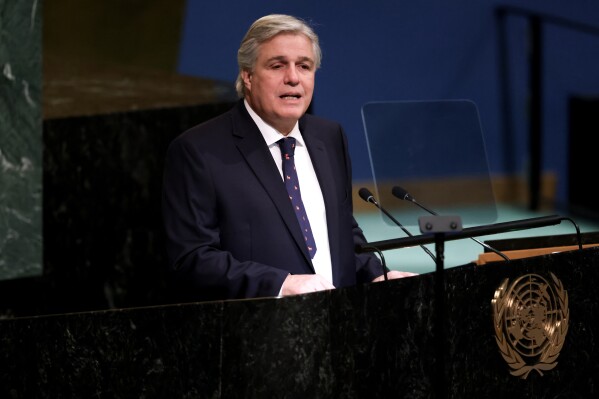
434,230 -> 447,399
419,215 -> 463,399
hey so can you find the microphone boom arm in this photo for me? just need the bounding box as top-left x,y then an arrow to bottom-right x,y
403,191 -> 511,261
356,215 -> 571,253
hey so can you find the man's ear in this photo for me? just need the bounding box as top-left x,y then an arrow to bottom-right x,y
241,70 -> 252,91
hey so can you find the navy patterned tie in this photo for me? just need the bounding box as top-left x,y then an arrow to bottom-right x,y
278,137 -> 317,259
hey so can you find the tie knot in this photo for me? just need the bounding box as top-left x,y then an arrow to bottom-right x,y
278,137 -> 296,158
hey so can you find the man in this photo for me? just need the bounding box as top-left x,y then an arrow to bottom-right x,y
162,14 -> 415,302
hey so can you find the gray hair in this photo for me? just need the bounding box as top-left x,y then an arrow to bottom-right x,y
235,14 -> 322,97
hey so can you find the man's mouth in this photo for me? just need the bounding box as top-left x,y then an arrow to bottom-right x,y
280,94 -> 301,99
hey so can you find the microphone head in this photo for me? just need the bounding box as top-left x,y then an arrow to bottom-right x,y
358,187 -> 374,203
391,186 -> 413,201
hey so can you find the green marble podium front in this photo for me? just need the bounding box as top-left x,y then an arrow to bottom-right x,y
1,247 -> 598,398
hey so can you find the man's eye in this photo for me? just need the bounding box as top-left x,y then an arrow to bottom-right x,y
299,64 -> 312,70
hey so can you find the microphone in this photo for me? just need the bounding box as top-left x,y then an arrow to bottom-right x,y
391,185 -> 510,261
358,188 -> 436,263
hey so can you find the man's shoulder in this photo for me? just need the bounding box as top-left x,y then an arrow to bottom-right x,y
299,112 -> 341,131
176,101 -> 244,141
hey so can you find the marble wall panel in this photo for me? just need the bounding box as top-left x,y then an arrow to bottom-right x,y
0,0 -> 42,279
0,102 -> 235,318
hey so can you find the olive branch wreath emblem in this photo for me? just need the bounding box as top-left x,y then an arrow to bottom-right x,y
492,272 -> 569,379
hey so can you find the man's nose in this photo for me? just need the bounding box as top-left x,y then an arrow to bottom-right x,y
284,66 -> 300,85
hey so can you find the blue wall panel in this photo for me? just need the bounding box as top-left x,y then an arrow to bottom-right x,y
177,0 -> 599,206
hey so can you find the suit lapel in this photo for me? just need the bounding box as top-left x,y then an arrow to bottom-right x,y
302,131 -> 338,220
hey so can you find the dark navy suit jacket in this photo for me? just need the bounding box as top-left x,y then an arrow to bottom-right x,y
162,100 -> 382,301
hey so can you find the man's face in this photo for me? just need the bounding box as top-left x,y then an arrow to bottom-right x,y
242,33 -> 316,134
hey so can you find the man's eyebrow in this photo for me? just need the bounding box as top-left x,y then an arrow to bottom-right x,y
297,56 -> 315,64
266,55 -> 314,64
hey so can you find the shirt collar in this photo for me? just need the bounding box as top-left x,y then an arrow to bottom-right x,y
244,99 -> 305,148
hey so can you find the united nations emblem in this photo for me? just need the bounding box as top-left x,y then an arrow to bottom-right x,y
492,272 -> 569,379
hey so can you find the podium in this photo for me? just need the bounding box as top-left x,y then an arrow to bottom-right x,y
1,246 -> 598,398
477,231 -> 599,264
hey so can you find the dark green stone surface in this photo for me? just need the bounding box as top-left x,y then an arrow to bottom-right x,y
0,0 -> 42,280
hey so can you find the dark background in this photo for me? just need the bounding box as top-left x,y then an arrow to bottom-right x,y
44,0 -> 599,211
